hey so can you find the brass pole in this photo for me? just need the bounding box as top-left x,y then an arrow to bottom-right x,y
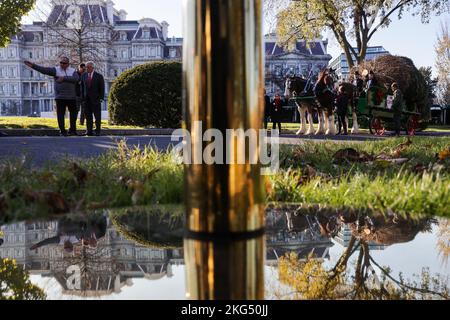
182,0 -> 265,300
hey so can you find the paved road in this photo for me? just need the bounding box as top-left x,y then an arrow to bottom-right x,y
0,132 -> 448,167
0,135 -> 181,167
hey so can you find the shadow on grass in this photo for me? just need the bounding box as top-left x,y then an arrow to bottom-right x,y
0,124 -> 22,129
27,125 -> 54,129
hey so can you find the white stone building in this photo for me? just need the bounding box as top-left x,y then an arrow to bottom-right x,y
0,0 -> 182,116
264,33 -> 332,97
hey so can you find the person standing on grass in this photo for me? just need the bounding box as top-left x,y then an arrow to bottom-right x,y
81,61 -> 105,136
272,93 -> 282,132
76,63 -> 86,125
391,82 -> 404,136
24,57 -> 79,136
335,85 -> 349,135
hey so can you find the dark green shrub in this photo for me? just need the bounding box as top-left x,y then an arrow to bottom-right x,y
109,61 -> 182,128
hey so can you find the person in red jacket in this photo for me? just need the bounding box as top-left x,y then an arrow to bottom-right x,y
272,93 -> 282,132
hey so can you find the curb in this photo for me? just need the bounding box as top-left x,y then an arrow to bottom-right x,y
0,128 -> 176,137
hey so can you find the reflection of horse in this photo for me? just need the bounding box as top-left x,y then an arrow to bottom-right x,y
286,72 -> 360,135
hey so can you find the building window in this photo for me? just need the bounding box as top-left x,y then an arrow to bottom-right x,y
121,49 -> 127,59
169,48 -> 176,58
121,32 -> 127,41
137,46 -> 144,57
149,46 -> 156,57
143,29 -> 150,39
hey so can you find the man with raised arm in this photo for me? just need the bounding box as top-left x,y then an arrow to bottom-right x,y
24,56 -> 80,136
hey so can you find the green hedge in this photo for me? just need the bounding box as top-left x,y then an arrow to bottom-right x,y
108,61 -> 182,128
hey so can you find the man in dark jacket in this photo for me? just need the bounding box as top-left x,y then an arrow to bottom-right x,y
76,63 -> 86,125
335,85 -> 349,135
81,61 -> 105,136
24,56 -> 80,136
391,82 -> 404,136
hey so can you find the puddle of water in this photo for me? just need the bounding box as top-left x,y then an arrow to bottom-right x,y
0,205 -> 448,300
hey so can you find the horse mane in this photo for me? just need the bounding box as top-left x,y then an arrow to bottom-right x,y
317,70 -> 327,85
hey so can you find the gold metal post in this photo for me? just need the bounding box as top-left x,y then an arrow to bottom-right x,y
182,0 -> 265,300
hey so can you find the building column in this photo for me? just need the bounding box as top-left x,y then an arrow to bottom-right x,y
183,0 -> 265,300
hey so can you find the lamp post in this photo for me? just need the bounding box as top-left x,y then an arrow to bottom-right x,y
182,0 -> 266,300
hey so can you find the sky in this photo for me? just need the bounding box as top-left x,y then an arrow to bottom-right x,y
23,0 -> 450,76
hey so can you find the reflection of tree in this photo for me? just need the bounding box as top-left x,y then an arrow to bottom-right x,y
51,244 -> 120,297
437,218 -> 450,266
0,258 -> 46,300
277,214 -> 449,300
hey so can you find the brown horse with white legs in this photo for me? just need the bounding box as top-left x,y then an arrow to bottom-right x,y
314,71 -> 337,135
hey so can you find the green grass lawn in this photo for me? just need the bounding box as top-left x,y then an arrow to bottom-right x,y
0,116 -> 141,130
278,122 -> 450,134
0,137 -> 449,223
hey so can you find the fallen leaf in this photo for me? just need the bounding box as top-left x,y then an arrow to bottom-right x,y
69,163 -> 88,185
390,137 -> 412,158
24,190 -> 69,214
87,201 -> 109,210
332,148 -> 361,164
437,148 -> 450,162
413,164 -> 427,174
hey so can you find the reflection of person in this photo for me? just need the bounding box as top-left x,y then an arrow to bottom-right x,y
264,89 -> 271,130
271,93 -> 282,132
81,62 -> 105,136
24,57 -> 80,136
391,82 -> 404,136
29,215 -> 107,253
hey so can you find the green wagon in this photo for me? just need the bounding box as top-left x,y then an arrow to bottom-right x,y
357,87 -> 422,136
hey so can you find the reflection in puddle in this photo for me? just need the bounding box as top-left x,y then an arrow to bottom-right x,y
0,205 -> 448,300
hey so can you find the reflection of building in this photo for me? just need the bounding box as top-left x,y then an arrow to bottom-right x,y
0,0 -> 182,116
0,218 -> 183,297
333,225 -> 386,251
264,33 -> 332,97
329,46 -> 390,81
265,210 -> 333,266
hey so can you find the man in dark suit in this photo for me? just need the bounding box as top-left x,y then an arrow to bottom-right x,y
81,61 -> 105,136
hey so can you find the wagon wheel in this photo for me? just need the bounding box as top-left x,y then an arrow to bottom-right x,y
369,117 -> 385,136
406,115 -> 420,136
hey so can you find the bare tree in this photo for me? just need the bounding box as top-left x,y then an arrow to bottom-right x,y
30,0 -> 115,73
265,0 -> 448,69
435,22 -> 450,107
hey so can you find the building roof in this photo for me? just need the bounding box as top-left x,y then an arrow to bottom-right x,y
46,4 -> 120,25
265,41 -> 327,57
